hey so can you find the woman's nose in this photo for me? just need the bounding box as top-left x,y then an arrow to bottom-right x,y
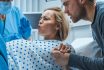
38,19 -> 43,26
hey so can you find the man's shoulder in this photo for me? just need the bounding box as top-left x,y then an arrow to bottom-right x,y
10,6 -> 21,13
97,2 -> 104,7
96,2 -> 104,14
11,6 -> 19,11
94,2 -> 104,22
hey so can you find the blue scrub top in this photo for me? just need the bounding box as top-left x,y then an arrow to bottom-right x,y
0,6 -> 32,42
0,34 -> 8,70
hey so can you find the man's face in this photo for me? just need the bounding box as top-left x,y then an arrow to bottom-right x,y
0,0 -> 13,15
62,0 -> 86,23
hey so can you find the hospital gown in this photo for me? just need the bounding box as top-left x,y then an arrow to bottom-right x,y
6,39 -> 63,70
0,6 -> 31,42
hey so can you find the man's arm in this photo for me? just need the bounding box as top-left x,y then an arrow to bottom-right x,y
52,44 -> 104,70
69,53 -> 104,70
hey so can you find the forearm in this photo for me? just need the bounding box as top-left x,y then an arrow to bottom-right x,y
68,53 -> 104,70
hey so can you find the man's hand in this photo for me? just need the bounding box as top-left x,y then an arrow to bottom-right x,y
51,44 -> 70,66
59,43 -> 71,53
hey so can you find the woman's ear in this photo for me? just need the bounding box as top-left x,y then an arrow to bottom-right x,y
56,24 -> 60,30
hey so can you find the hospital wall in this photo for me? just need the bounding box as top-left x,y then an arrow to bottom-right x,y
12,0 -> 62,12
12,0 -> 39,12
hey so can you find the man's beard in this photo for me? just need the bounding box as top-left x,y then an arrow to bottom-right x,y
71,6 -> 86,23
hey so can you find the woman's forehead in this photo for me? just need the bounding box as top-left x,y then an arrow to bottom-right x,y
42,10 -> 55,17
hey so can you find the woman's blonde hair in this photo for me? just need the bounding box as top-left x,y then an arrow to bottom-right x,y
44,7 -> 69,41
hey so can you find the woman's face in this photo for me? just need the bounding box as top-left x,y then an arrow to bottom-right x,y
38,10 -> 59,39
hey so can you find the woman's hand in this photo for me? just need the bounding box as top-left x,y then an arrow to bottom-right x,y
51,43 -> 70,66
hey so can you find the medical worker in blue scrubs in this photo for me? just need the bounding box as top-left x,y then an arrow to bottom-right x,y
0,34 -> 8,70
0,0 -> 32,42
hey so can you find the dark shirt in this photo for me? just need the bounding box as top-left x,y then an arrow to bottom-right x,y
69,2 -> 104,70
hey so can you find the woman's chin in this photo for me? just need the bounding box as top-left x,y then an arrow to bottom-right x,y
39,32 -> 45,36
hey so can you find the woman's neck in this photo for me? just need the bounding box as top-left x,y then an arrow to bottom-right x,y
44,35 -> 59,40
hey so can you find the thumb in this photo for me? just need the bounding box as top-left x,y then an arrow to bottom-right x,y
51,50 -> 61,58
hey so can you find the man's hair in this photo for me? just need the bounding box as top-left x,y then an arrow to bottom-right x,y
88,0 -> 95,3
88,0 -> 95,5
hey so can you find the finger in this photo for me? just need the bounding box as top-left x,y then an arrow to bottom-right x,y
53,48 -> 59,51
59,43 -> 63,50
65,46 -> 71,53
51,50 -> 61,58
60,44 -> 66,53
64,46 -> 68,53
65,44 -> 72,53
53,51 -> 60,55
51,48 -> 59,56
60,44 -> 65,52
66,46 -> 70,49
65,49 -> 71,53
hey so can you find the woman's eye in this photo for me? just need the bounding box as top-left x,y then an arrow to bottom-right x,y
44,17 -> 49,20
40,17 -> 42,20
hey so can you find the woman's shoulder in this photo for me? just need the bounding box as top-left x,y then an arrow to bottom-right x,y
33,40 -> 61,44
6,39 -> 32,46
32,40 -> 62,48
